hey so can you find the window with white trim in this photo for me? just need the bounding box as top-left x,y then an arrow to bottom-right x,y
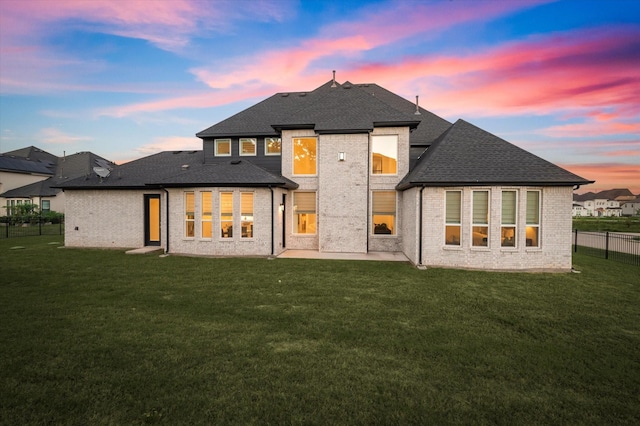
201,192 -> 212,238
293,192 -> 316,234
472,190 -> 489,247
526,191 -> 540,247
41,200 -> 51,213
372,191 -> 396,235
501,190 -> 517,247
240,138 -> 256,156
220,192 -> 233,238
371,135 -> 398,175
265,138 -> 281,156
293,138 -> 316,175
185,192 -> 195,237
445,191 -> 461,246
215,139 -> 231,156
241,192 -> 254,238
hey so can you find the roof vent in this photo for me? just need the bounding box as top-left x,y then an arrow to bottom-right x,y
230,160 -> 242,165
181,164 -> 189,170
299,92 -> 307,97
331,70 -> 337,88
281,93 -> 289,97
414,95 -> 421,115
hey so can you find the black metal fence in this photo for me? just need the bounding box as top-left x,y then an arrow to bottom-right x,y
0,215 -> 65,239
574,230 -> 640,266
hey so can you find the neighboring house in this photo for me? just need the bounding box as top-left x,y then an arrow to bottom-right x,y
572,189 -> 635,217
57,79 -> 593,271
572,203 -> 589,217
621,199 -> 640,216
0,146 -> 114,214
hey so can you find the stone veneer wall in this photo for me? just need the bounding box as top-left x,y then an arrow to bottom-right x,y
420,186 -> 574,271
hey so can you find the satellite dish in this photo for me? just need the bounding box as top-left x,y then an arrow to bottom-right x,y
93,167 -> 111,178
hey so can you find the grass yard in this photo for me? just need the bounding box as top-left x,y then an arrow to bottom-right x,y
573,216 -> 640,233
1,236 -> 639,425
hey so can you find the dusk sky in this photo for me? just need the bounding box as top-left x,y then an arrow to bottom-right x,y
1,0 -> 638,194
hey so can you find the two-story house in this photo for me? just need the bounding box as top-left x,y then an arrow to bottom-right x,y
58,79 -> 592,271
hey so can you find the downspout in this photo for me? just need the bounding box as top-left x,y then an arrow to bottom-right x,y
367,132 -> 371,253
162,187 -> 169,254
418,186 -> 425,266
270,186 -> 274,256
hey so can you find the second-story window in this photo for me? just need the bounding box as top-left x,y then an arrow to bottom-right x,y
215,139 -> 231,156
371,135 -> 397,175
240,138 -> 256,156
293,137 -> 316,175
265,138 -> 281,156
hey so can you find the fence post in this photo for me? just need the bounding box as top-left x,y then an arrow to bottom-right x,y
574,229 -> 578,253
39,215 -> 42,236
605,231 -> 609,259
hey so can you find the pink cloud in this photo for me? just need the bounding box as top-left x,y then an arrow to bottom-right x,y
540,121 -> 640,138
562,163 -> 640,194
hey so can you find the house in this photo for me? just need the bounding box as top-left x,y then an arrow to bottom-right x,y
621,199 -> 640,216
0,146 -> 114,215
57,78 -> 593,271
572,189 -> 635,217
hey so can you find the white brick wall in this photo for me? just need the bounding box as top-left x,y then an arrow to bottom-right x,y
419,186 -> 573,271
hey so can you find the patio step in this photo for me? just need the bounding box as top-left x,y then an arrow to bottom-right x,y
125,247 -> 164,255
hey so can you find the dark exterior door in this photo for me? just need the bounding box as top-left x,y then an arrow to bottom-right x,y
144,194 -> 161,246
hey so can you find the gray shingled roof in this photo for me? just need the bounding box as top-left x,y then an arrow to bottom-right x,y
397,119 -> 594,190
197,80 -> 434,138
0,155 -> 55,175
56,151 -> 297,189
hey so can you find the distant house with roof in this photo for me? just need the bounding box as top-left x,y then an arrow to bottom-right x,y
572,189 -> 636,217
1,146 -> 114,215
57,78 -> 593,271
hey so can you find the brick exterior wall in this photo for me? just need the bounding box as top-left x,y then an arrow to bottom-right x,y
419,186 -> 573,271
65,189 -> 164,248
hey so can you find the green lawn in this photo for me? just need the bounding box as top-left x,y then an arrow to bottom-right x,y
1,236 -> 639,425
573,216 -> 640,232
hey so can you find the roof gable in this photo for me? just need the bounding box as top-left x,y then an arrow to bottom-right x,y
397,119 -> 593,189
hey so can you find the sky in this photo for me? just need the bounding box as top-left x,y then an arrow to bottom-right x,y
0,0 -> 639,195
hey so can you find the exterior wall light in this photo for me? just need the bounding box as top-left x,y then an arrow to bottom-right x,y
338,152 -> 346,161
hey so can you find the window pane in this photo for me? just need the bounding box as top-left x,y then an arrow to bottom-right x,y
371,135 -> 397,174
526,226 -> 539,247
473,226 -> 488,247
293,138 -> 316,174
372,191 -> 396,235
472,191 -> 489,224
501,227 -> 516,247
446,191 -> 461,223
202,192 -> 212,238
446,226 -> 461,245
241,192 -> 253,238
185,192 -> 194,237
501,191 -> 516,224
215,139 -> 230,156
526,191 -> 540,224
265,138 -> 281,155
240,138 -> 256,156
220,192 -> 233,238
294,192 -> 316,234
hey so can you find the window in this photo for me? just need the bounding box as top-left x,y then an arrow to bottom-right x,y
41,200 -> 51,213
372,191 -> 396,235
220,192 -> 233,238
185,192 -> 195,237
201,192 -> 212,238
371,135 -> 398,175
526,191 -> 540,247
215,139 -> 231,156
501,191 -> 517,247
472,191 -> 489,247
265,138 -> 281,156
293,192 -> 316,234
240,138 -> 256,156
293,138 -> 316,175
445,191 -> 461,245
241,192 -> 253,238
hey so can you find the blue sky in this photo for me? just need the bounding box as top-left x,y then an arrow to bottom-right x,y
1,0 -> 638,193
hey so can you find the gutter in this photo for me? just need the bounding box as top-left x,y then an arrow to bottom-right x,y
269,186 -> 274,256
161,187 -> 169,254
